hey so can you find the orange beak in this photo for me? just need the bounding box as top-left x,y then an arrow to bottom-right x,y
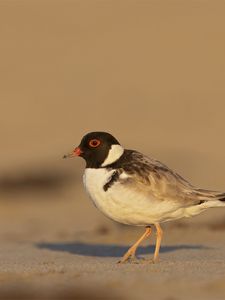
63,147 -> 83,159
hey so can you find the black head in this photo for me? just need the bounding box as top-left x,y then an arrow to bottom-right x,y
64,132 -> 123,168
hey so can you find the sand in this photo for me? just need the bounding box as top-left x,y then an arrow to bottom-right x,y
1,183 -> 225,300
1,0 -> 225,299
1,206 -> 225,300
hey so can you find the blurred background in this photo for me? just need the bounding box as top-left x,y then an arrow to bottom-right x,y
0,0 -> 225,299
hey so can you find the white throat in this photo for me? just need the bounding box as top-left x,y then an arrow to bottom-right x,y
101,145 -> 124,167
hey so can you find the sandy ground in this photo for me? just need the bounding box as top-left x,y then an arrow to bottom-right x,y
1,183 -> 225,300
1,0 -> 225,299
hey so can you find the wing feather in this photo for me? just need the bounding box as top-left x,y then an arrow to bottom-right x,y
113,150 -> 207,208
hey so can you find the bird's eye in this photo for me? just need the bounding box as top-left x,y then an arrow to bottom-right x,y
89,139 -> 101,148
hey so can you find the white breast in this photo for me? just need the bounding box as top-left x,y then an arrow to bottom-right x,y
83,168 -> 189,226
83,168 -> 116,217
85,168 -> 147,223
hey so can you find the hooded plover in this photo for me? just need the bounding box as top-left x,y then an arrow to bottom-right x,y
64,132 -> 225,263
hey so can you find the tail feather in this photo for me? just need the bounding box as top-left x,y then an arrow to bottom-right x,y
194,189 -> 225,204
218,194 -> 225,202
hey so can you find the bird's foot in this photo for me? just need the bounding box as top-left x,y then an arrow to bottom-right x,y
117,257 -> 160,264
117,255 -> 138,264
145,257 -> 160,264
117,246 -> 137,264
117,256 -> 148,264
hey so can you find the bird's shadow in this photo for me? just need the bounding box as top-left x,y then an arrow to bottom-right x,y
36,241 -> 209,257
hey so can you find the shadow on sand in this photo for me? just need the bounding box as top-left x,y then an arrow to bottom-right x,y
36,242 -> 208,257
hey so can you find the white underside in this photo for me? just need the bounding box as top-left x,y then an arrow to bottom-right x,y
83,168 -> 220,226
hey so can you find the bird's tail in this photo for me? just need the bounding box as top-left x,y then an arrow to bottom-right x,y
194,188 -> 225,207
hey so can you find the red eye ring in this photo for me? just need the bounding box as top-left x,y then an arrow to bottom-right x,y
89,139 -> 101,148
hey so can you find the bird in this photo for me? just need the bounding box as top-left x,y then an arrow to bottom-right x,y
63,131 -> 225,263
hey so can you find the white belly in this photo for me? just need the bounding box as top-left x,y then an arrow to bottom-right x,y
83,168 -> 194,226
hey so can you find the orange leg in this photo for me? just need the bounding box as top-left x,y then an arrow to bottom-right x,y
118,226 -> 152,263
153,223 -> 163,263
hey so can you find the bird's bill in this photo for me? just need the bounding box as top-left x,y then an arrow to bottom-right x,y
63,147 -> 83,159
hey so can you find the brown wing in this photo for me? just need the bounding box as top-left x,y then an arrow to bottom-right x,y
117,150 -> 204,208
